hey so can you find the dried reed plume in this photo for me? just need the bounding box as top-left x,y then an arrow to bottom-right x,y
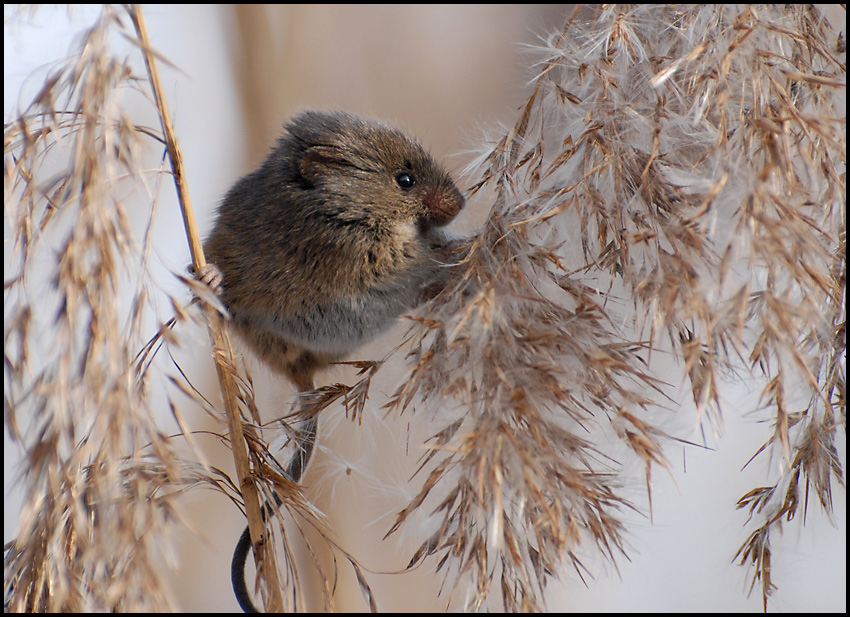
385,4 -> 845,612
3,4 -> 322,612
5,5 -> 379,612
4,5 -> 192,612
4,4 -> 845,613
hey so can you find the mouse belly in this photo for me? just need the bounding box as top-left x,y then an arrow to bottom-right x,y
262,285 -> 417,355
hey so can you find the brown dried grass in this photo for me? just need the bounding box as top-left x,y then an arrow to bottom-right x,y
4,4 -> 337,612
386,4 -> 845,611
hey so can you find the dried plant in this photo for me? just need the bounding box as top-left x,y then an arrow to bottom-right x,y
3,5 -> 191,611
4,4 -> 844,614
3,4 -> 349,613
384,4 -> 845,612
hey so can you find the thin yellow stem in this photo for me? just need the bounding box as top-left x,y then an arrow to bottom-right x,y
128,5 -> 283,612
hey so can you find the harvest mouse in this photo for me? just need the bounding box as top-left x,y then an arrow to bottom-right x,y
198,110 -> 465,612
201,110 -> 464,391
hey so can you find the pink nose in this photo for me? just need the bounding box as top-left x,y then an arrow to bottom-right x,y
425,187 -> 465,226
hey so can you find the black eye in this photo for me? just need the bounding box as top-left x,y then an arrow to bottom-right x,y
395,172 -> 415,189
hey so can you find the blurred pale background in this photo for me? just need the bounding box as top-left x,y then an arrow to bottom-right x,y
4,5 -> 845,612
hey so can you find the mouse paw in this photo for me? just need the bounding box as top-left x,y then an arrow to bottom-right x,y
195,263 -> 224,295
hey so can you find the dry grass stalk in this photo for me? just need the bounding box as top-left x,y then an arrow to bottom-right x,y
384,4 -> 845,611
127,5 -> 286,612
4,4 -> 351,612
4,5 -> 189,611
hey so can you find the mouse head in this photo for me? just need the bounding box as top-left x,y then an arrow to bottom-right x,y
285,111 -> 464,230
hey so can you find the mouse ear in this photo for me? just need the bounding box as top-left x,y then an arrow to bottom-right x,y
299,145 -> 347,184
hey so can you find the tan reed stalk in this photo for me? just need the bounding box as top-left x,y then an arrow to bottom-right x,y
127,5 -> 284,612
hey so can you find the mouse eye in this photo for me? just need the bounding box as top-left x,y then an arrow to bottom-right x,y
395,172 -> 415,189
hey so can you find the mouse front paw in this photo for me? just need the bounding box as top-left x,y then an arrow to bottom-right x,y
192,263 -> 224,296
